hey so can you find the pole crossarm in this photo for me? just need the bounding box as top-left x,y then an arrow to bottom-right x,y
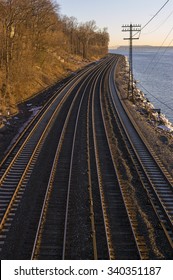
123,38 -> 139,40
122,24 -> 141,39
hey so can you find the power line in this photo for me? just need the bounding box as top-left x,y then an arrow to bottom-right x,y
144,25 -> 173,75
145,37 -> 173,80
141,0 -> 170,32
142,10 -> 173,35
132,1 -> 172,119
133,0 -> 170,38
138,83 -> 173,112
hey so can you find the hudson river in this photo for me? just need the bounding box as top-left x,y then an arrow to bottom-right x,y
110,47 -> 173,124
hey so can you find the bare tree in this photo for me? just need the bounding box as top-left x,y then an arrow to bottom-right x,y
0,0 -> 109,116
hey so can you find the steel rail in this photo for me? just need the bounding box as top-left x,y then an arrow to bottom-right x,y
0,60 -> 109,249
91,56 -> 141,259
0,70 -> 86,185
62,77 -> 90,260
91,59 -> 117,260
86,85 -> 98,260
0,60 -> 105,188
62,56 -> 114,260
31,79 -> 86,259
0,72 -> 88,185
0,82 -> 78,232
109,56 -> 173,248
0,61 -> 100,172
85,61 -> 115,259
30,56 -> 113,260
101,57 -> 145,259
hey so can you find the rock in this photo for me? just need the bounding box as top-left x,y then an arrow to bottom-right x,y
159,135 -> 168,145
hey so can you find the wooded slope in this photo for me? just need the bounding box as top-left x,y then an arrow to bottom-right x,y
0,0 -> 109,115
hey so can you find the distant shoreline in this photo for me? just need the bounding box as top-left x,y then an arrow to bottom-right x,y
109,45 -> 173,50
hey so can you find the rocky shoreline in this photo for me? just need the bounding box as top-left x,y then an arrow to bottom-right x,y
115,55 -> 173,178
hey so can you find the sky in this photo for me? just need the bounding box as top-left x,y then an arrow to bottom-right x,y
56,0 -> 173,47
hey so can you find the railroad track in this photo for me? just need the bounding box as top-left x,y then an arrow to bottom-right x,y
0,54 -> 172,259
109,57 -> 173,250
92,57 -> 141,260
31,57 -> 114,260
0,56 -> 118,259
0,62 -> 97,175
30,55 -> 142,260
0,58 -> 109,256
0,73 -> 87,213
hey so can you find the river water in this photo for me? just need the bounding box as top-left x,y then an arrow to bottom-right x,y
109,47 -> 173,124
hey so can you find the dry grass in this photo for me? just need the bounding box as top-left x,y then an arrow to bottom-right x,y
0,53 -> 91,116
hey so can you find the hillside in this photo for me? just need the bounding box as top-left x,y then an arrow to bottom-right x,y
0,0 -> 109,119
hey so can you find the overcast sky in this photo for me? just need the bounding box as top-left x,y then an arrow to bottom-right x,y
56,0 -> 173,47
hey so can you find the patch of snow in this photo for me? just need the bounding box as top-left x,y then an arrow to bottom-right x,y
29,106 -> 42,113
5,106 -> 42,152
157,125 -> 173,132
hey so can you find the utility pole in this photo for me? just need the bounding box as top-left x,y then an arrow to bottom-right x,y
122,24 -> 141,101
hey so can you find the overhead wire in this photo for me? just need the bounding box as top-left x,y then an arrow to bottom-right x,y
143,25 -> 173,75
133,1 -> 173,115
133,0 -> 170,38
137,33 -> 173,117
128,0 -> 173,116
138,83 -> 173,112
142,10 -> 173,35
140,0 -> 170,33
137,34 -> 173,115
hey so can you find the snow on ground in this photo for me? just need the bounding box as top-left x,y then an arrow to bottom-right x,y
6,106 -> 42,152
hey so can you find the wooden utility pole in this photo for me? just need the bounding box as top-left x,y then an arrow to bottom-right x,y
122,24 -> 141,101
